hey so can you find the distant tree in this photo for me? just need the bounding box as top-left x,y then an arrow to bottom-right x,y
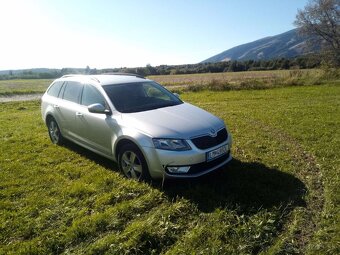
85,65 -> 90,74
228,61 -> 237,72
294,0 -> 340,67
145,64 -> 157,76
90,68 -> 97,74
135,67 -> 146,76
9,70 -> 13,76
281,59 -> 290,69
61,68 -> 69,75
170,69 -> 178,75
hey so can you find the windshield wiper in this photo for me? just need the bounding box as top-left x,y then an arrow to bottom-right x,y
122,101 -> 181,113
123,104 -> 158,113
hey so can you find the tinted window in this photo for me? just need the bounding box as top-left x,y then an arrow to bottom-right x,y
143,83 -> 171,101
103,82 -> 182,113
47,81 -> 63,97
81,85 -> 106,106
63,81 -> 83,103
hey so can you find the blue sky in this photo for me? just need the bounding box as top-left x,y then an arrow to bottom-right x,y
0,0 -> 308,70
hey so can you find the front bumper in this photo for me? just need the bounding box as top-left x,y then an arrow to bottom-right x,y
164,151 -> 232,178
142,139 -> 232,179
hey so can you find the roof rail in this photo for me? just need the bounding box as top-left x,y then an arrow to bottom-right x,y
61,73 -> 145,79
61,74 -> 84,78
60,74 -> 100,83
101,72 -> 145,79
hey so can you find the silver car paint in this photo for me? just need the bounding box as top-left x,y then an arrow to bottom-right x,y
41,75 -> 232,179
120,103 -> 224,139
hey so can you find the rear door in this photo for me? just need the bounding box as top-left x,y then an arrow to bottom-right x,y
57,81 -> 84,140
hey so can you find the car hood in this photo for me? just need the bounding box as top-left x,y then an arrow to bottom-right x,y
121,102 -> 224,139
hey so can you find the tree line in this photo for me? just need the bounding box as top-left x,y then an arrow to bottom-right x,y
132,55 -> 321,76
0,55 -> 322,80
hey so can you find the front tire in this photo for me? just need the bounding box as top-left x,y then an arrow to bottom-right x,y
118,144 -> 151,181
47,118 -> 64,145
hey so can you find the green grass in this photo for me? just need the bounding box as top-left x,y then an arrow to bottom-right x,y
0,79 -> 53,95
0,84 -> 339,254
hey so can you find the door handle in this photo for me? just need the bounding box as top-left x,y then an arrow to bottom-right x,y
53,104 -> 59,108
76,112 -> 83,116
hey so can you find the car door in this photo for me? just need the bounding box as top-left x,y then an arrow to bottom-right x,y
76,84 -> 116,156
57,81 -> 84,141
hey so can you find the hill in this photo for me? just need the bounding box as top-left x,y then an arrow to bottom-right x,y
202,29 -> 317,63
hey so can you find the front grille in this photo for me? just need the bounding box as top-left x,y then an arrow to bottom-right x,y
191,128 -> 228,150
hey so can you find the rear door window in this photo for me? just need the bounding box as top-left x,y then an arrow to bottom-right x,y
62,81 -> 83,103
47,81 -> 63,97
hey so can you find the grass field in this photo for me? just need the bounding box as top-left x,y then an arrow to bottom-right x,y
0,83 -> 339,254
0,69 -> 330,96
149,69 -> 328,91
0,79 -> 53,96
149,69 -> 310,85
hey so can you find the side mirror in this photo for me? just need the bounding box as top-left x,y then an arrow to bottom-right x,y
88,103 -> 111,114
173,93 -> 180,98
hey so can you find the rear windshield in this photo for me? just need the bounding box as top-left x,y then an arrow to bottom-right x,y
103,82 -> 182,113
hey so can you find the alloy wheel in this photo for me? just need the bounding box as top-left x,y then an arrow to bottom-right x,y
49,120 -> 60,144
120,150 -> 143,179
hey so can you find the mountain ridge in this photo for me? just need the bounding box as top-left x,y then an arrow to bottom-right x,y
202,29 -> 315,63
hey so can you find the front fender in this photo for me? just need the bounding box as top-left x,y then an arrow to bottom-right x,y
112,126 -> 154,161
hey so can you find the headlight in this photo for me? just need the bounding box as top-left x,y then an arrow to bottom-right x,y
152,138 -> 191,151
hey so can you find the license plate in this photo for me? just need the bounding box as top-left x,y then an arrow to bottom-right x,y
207,144 -> 228,161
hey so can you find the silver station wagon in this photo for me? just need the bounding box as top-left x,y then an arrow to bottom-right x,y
41,74 -> 232,180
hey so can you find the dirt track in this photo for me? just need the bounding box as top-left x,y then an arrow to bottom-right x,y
0,93 -> 43,103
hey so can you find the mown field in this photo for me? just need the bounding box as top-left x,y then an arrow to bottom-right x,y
0,81 -> 339,254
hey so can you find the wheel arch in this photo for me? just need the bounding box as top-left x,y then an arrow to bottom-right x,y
45,114 -> 55,126
114,138 -> 142,161
115,138 -> 152,181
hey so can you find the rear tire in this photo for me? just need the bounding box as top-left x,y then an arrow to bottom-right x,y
118,144 -> 151,181
47,118 -> 64,145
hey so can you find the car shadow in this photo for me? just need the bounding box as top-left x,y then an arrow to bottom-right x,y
61,141 -> 306,214
155,159 -> 307,214
61,140 -> 118,169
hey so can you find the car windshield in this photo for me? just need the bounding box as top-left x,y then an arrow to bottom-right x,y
103,81 -> 183,113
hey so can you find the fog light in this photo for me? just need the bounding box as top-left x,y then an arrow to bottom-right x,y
167,166 -> 191,173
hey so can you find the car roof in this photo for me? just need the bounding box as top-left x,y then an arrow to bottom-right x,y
58,74 -> 150,86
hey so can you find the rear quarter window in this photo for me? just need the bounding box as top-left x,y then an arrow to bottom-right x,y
47,81 -> 63,97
